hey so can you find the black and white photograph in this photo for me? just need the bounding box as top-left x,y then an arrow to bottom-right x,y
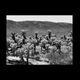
6,15 -> 73,65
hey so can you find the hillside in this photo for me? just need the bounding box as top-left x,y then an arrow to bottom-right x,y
6,20 -> 72,37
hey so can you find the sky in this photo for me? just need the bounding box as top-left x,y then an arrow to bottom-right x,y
6,15 -> 73,23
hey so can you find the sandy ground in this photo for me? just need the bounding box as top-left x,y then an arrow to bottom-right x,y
6,56 -> 50,65
28,59 -> 50,65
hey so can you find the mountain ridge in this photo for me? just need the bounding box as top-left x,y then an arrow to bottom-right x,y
6,20 -> 72,37
7,20 -> 72,29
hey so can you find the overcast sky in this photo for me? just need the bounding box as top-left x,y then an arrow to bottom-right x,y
6,15 -> 73,23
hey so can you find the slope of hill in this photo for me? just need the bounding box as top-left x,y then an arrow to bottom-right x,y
6,20 -> 72,37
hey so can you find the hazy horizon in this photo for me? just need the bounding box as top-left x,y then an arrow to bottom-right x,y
6,15 -> 73,24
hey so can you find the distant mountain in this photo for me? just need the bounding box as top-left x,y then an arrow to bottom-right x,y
6,20 -> 72,37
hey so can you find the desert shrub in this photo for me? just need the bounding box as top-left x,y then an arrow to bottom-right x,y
46,50 -> 61,64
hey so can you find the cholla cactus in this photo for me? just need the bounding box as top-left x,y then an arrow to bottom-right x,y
47,30 -> 52,39
21,30 -> 27,44
50,36 -> 56,41
68,41 -> 73,47
67,31 -> 72,37
61,40 -> 67,46
31,38 -> 37,44
34,31 -> 38,40
51,33 -> 56,37
45,44 -> 50,47
22,32 -> 26,39
10,32 -> 17,43
41,38 -> 48,44
10,42 -> 17,48
7,37 -> 14,43
61,45 -> 70,54
15,47 -> 27,56
35,45 -> 41,53
6,29 -> 73,65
